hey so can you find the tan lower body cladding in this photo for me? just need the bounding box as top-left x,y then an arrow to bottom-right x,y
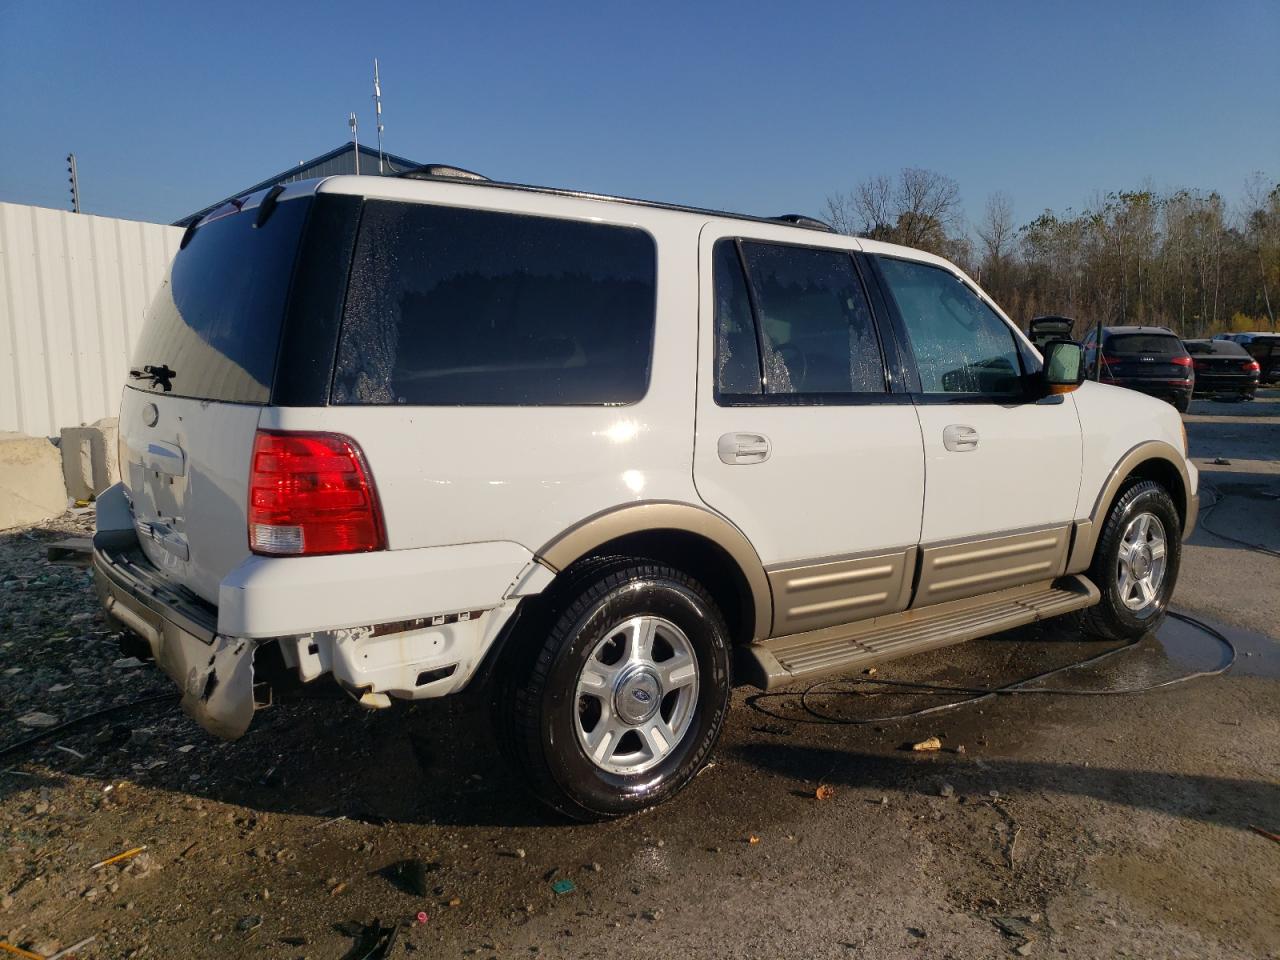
768,548 -> 917,635
766,524 -> 1072,636
916,525 -> 1072,605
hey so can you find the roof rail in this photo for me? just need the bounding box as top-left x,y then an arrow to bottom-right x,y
770,213 -> 835,233
386,166 -> 842,234
399,164 -> 490,182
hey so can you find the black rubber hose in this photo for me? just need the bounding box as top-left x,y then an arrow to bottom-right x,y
748,610 -> 1236,726
0,692 -> 178,762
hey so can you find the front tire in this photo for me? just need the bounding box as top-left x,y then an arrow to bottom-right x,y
494,558 -> 732,821
1079,480 -> 1182,640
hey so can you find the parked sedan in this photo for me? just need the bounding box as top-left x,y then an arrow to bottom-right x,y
1084,325 -> 1194,411
1183,339 -> 1259,400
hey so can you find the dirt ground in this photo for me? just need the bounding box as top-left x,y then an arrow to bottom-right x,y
2,390 -> 1277,960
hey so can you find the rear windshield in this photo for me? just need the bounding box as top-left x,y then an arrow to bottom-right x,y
333,200 -> 657,406
130,197 -> 311,403
1184,340 -> 1247,356
1104,333 -> 1184,356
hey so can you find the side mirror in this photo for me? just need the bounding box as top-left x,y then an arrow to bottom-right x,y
1041,339 -> 1085,394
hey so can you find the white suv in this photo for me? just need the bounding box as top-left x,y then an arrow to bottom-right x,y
94,169 -> 1198,819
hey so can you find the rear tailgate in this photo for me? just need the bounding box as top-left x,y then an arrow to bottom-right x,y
120,191 -> 314,604
1102,333 -> 1190,380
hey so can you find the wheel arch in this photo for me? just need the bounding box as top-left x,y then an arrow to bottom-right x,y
536,502 -> 773,644
1067,441 -> 1196,573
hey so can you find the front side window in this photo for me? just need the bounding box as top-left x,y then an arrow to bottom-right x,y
737,241 -> 886,395
334,201 -> 657,405
877,257 -> 1023,397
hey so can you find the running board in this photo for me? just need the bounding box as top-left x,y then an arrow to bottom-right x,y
738,575 -> 1100,690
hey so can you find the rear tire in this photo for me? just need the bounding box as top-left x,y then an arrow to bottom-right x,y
1079,480 -> 1181,640
1173,395 -> 1190,413
493,558 -> 732,821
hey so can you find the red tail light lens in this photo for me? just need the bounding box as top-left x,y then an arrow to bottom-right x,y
248,430 -> 386,556
1171,355 -> 1193,367
1243,360 -> 1261,373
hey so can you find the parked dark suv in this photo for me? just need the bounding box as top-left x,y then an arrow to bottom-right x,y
1183,339 -> 1260,400
1249,335 -> 1280,384
1083,325 -> 1194,411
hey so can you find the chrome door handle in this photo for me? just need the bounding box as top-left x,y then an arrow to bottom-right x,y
717,432 -> 771,464
942,424 -> 979,452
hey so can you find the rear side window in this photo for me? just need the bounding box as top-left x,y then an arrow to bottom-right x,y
333,201 -> 657,406
712,240 -> 762,396
1105,334 -> 1184,356
130,197 -> 311,403
736,241 -> 885,395
877,256 -> 1023,396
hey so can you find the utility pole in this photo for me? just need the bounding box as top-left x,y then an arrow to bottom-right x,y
349,113 -> 360,175
66,153 -> 80,213
372,58 -> 385,173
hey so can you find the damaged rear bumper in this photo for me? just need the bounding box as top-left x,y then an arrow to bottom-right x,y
92,530 -> 258,739
92,525 -> 533,740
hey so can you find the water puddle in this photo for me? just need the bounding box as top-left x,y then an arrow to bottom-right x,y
1156,613 -> 1279,679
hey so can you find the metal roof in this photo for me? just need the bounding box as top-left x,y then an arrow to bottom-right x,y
173,143 -> 421,226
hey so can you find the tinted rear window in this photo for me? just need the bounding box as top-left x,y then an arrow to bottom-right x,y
130,197 -> 310,403
333,201 -> 657,406
1105,334 -> 1184,356
1185,340 -> 1247,356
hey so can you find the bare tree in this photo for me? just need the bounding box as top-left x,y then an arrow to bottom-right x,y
977,192 -> 1015,282
824,168 -> 961,255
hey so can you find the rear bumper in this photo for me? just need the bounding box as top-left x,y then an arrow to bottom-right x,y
93,530 -> 259,739
1192,375 -> 1257,396
92,481 -> 537,739
1100,378 -> 1193,403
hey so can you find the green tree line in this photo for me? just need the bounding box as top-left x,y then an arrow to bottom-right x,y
827,169 -> 1280,338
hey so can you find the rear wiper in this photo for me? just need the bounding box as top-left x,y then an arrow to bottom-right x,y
129,364 -> 176,392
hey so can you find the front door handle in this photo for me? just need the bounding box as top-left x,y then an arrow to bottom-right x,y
718,432 -> 771,465
942,424 -> 979,452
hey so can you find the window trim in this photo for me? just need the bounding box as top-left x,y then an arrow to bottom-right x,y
329,198 -> 661,408
870,253 -> 1039,405
712,236 -> 897,407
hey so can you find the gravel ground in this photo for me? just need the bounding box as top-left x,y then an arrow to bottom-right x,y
1,391 -> 1277,960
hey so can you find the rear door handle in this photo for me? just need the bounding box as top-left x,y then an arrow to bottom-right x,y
718,432 -> 771,465
942,424 -> 979,452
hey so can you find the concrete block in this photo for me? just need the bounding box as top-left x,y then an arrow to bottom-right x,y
60,417 -> 119,501
0,432 -> 67,529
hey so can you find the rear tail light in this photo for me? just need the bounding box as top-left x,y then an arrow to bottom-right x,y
1243,360 -> 1261,373
1192,359 -> 1207,369
248,430 -> 386,556
1171,355 -> 1193,367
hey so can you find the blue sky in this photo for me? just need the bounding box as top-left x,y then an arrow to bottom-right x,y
1,0 -> 1276,228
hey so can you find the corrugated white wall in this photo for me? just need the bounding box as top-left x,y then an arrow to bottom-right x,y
0,202 -> 182,437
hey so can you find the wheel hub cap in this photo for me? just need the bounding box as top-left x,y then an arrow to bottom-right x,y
1116,511 -> 1168,614
573,615 -> 700,775
614,667 -> 662,725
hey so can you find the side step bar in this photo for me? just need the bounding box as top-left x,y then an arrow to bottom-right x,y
738,575 -> 1100,690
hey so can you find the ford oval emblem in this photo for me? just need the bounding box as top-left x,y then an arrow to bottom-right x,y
142,402 -> 159,427
633,689 -> 652,703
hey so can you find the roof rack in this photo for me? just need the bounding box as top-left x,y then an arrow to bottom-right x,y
769,214 -> 834,233
392,164 -> 837,234
399,164 -> 490,182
